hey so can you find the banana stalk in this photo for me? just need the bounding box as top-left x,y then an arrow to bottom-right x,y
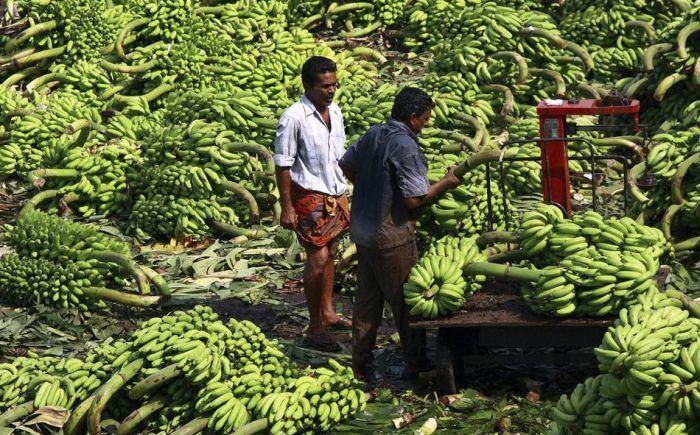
27,168 -> 79,187
487,248 -> 528,264
520,27 -> 594,72
20,189 -> 59,217
140,265 -> 172,297
115,18 -> 149,59
572,82 -> 601,99
65,119 -> 108,135
128,364 -> 181,400
653,73 -> 687,102
483,84 -> 515,116
208,220 -> 268,239
492,51 -> 528,84
662,204 -> 682,240
4,20 -> 57,52
693,57 -> 700,86
27,71 -> 79,92
451,112 -> 487,149
170,417 -> 208,435
221,141 -> 275,174
1,65 -> 41,87
591,138 -> 644,161
476,231 -> 519,247
339,21 -> 382,38
643,43 -> 673,72
624,20 -> 655,43
101,79 -> 138,100
0,47 -> 35,66
677,22 -> 700,60
530,68 -> 566,98
0,401 -> 35,426
63,397 -> 94,435
116,396 -> 167,435
8,46 -> 65,69
232,418 -> 268,435
87,358 -> 145,435
83,287 -> 161,307
218,178 -> 260,221
86,251 -> 150,295
671,153 -> 699,204
463,261 -> 542,282
300,13 -> 323,30
673,235 -> 700,253
101,59 -> 158,74
454,150 -> 503,178
113,83 -> 175,104
628,161 -> 649,203
350,46 -> 387,64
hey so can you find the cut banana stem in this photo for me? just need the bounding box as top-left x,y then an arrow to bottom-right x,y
329,2 -> 374,15
87,251 -> 150,294
209,220 -> 268,239
487,249 -> 528,264
339,21 -> 382,38
232,418 -> 269,435
351,46 -> 387,64
87,358 -> 145,435
591,138 -> 644,161
463,261 -> 541,282
27,168 -> 79,187
116,396 -> 167,435
0,47 -> 35,66
666,289 -> 700,318
101,79 -> 138,100
662,204 -> 682,240
530,68 -> 566,98
492,51 -> 528,84
520,27 -> 593,72
642,43 -> 673,72
672,153 -> 699,204
114,83 -> 174,104
5,20 -> 57,52
451,112 -> 486,149
65,119 -> 108,135
677,21 -> 700,60
11,46 -> 65,68
128,364 -> 181,400
628,161 -> 649,203
572,82 -> 601,99
300,13 -> 323,29
484,84 -> 515,116
222,141 -> 275,174
673,235 -> 700,252
115,18 -> 149,59
325,40 -> 346,49
20,189 -> 59,217
170,417 -> 209,435
27,72 -> 78,92
454,150 -> 502,178
83,287 -> 161,307
139,265 -> 171,298
653,73 -> 687,102
476,231 -> 519,247
100,58 -> 158,74
219,178 -> 260,221
624,20 -> 655,43
1,65 -> 42,87
63,397 -> 94,435
0,401 -> 35,426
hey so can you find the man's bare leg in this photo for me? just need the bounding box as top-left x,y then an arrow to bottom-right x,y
319,242 -> 348,327
304,244 -> 330,336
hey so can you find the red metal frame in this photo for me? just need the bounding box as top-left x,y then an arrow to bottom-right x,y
536,99 -> 640,216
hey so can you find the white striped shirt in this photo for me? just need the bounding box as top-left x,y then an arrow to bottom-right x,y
274,95 -> 347,196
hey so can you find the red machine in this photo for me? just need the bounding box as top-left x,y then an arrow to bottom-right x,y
536,97 -> 641,216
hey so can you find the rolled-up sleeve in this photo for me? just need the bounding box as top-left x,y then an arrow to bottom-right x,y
393,148 -> 430,198
274,114 -> 298,167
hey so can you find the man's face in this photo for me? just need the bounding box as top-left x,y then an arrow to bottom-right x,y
304,71 -> 337,108
408,108 -> 432,134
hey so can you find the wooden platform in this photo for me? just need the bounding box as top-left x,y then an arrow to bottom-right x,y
408,280 -> 615,394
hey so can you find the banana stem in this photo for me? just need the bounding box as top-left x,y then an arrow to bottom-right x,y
624,20 -> 655,43
83,287 -> 161,307
677,22 -> 700,60
329,2 -> 374,15
463,261 -> 542,282
218,178 -> 260,221
113,83 -> 174,104
115,18 -> 149,59
654,73 -> 687,102
487,249 -> 528,264
339,21 -> 382,38
300,13 -> 323,29
86,251 -> 150,294
5,20 -> 56,52
454,150 -> 503,178
233,418 -> 269,435
671,153 -> 699,204
101,79 -> 138,100
673,235 -> 700,253
12,46 -> 65,68
492,51 -> 528,84
666,289 -> 700,317
643,43 -> 673,72
476,231 -> 519,247
170,417 -> 209,435
351,46 -> 387,64
116,396 -> 167,435
451,112 -> 486,149
669,0 -> 690,11
436,129 -> 479,153
591,138 -> 644,161
87,358 -> 145,435
0,47 -> 35,66
64,397 -> 94,435
129,364 -> 180,400
520,27 -> 593,71
209,220 -> 267,239
28,168 -> 79,187
484,84 -> 515,116
27,72 -> 77,92
662,204 -> 682,241
65,119 -> 108,135
221,141 -> 275,174
1,65 -> 42,87
572,82 -> 601,99
140,265 -> 171,297
530,68 -> 566,98
20,189 -> 59,217
101,58 -> 157,74
0,401 -> 35,426
251,117 -> 276,130
628,161 -> 649,203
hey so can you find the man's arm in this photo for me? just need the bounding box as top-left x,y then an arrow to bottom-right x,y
339,136 -> 360,184
404,167 -> 460,210
275,167 -> 296,229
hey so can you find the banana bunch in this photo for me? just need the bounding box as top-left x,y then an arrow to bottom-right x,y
560,3 -> 640,47
404,255 -> 469,319
32,377 -> 72,409
552,374 -> 605,432
518,203 -> 565,255
523,266 -> 577,316
591,46 -> 644,84
658,342 -> 700,420
646,133 -> 686,178
195,383 -> 251,432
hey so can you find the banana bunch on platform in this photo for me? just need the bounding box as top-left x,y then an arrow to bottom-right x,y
404,255 -> 469,319
518,203 -> 565,255
523,265 -> 577,316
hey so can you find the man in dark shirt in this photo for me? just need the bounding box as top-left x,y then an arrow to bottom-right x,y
339,87 -> 461,381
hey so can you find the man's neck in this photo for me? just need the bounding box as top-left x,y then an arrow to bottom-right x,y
305,94 -> 328,114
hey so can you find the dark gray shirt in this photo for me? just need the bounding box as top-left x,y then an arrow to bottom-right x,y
339,119 -> 430,249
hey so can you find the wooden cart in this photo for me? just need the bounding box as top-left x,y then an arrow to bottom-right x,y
409,281 -> 615,394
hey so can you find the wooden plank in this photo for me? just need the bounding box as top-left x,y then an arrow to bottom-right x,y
409,279 -> 615,329
462,352 -> 597,367
476,326 -> 608,348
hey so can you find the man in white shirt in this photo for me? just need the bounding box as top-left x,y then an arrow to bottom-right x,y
274,56 -> 351,351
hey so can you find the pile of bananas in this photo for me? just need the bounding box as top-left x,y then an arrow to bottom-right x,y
554,285 -> 700,434
0,209 -> 168,308
404,236 -> 487,319
0,306 -> 365,434
287,0 -> 407,34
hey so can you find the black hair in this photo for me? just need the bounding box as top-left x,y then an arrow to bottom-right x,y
391,87 -> 434,122
301,56 -> 337,86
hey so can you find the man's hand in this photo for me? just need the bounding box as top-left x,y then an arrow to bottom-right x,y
441,166 -> 461,190
281,204 -> 297,230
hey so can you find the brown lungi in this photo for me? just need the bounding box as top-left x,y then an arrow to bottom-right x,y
352,240 -> 427,375
291,184 -> 350,248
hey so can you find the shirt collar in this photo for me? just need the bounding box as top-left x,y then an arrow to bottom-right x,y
301,94 -> 338,118
387,118 -> 417,140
